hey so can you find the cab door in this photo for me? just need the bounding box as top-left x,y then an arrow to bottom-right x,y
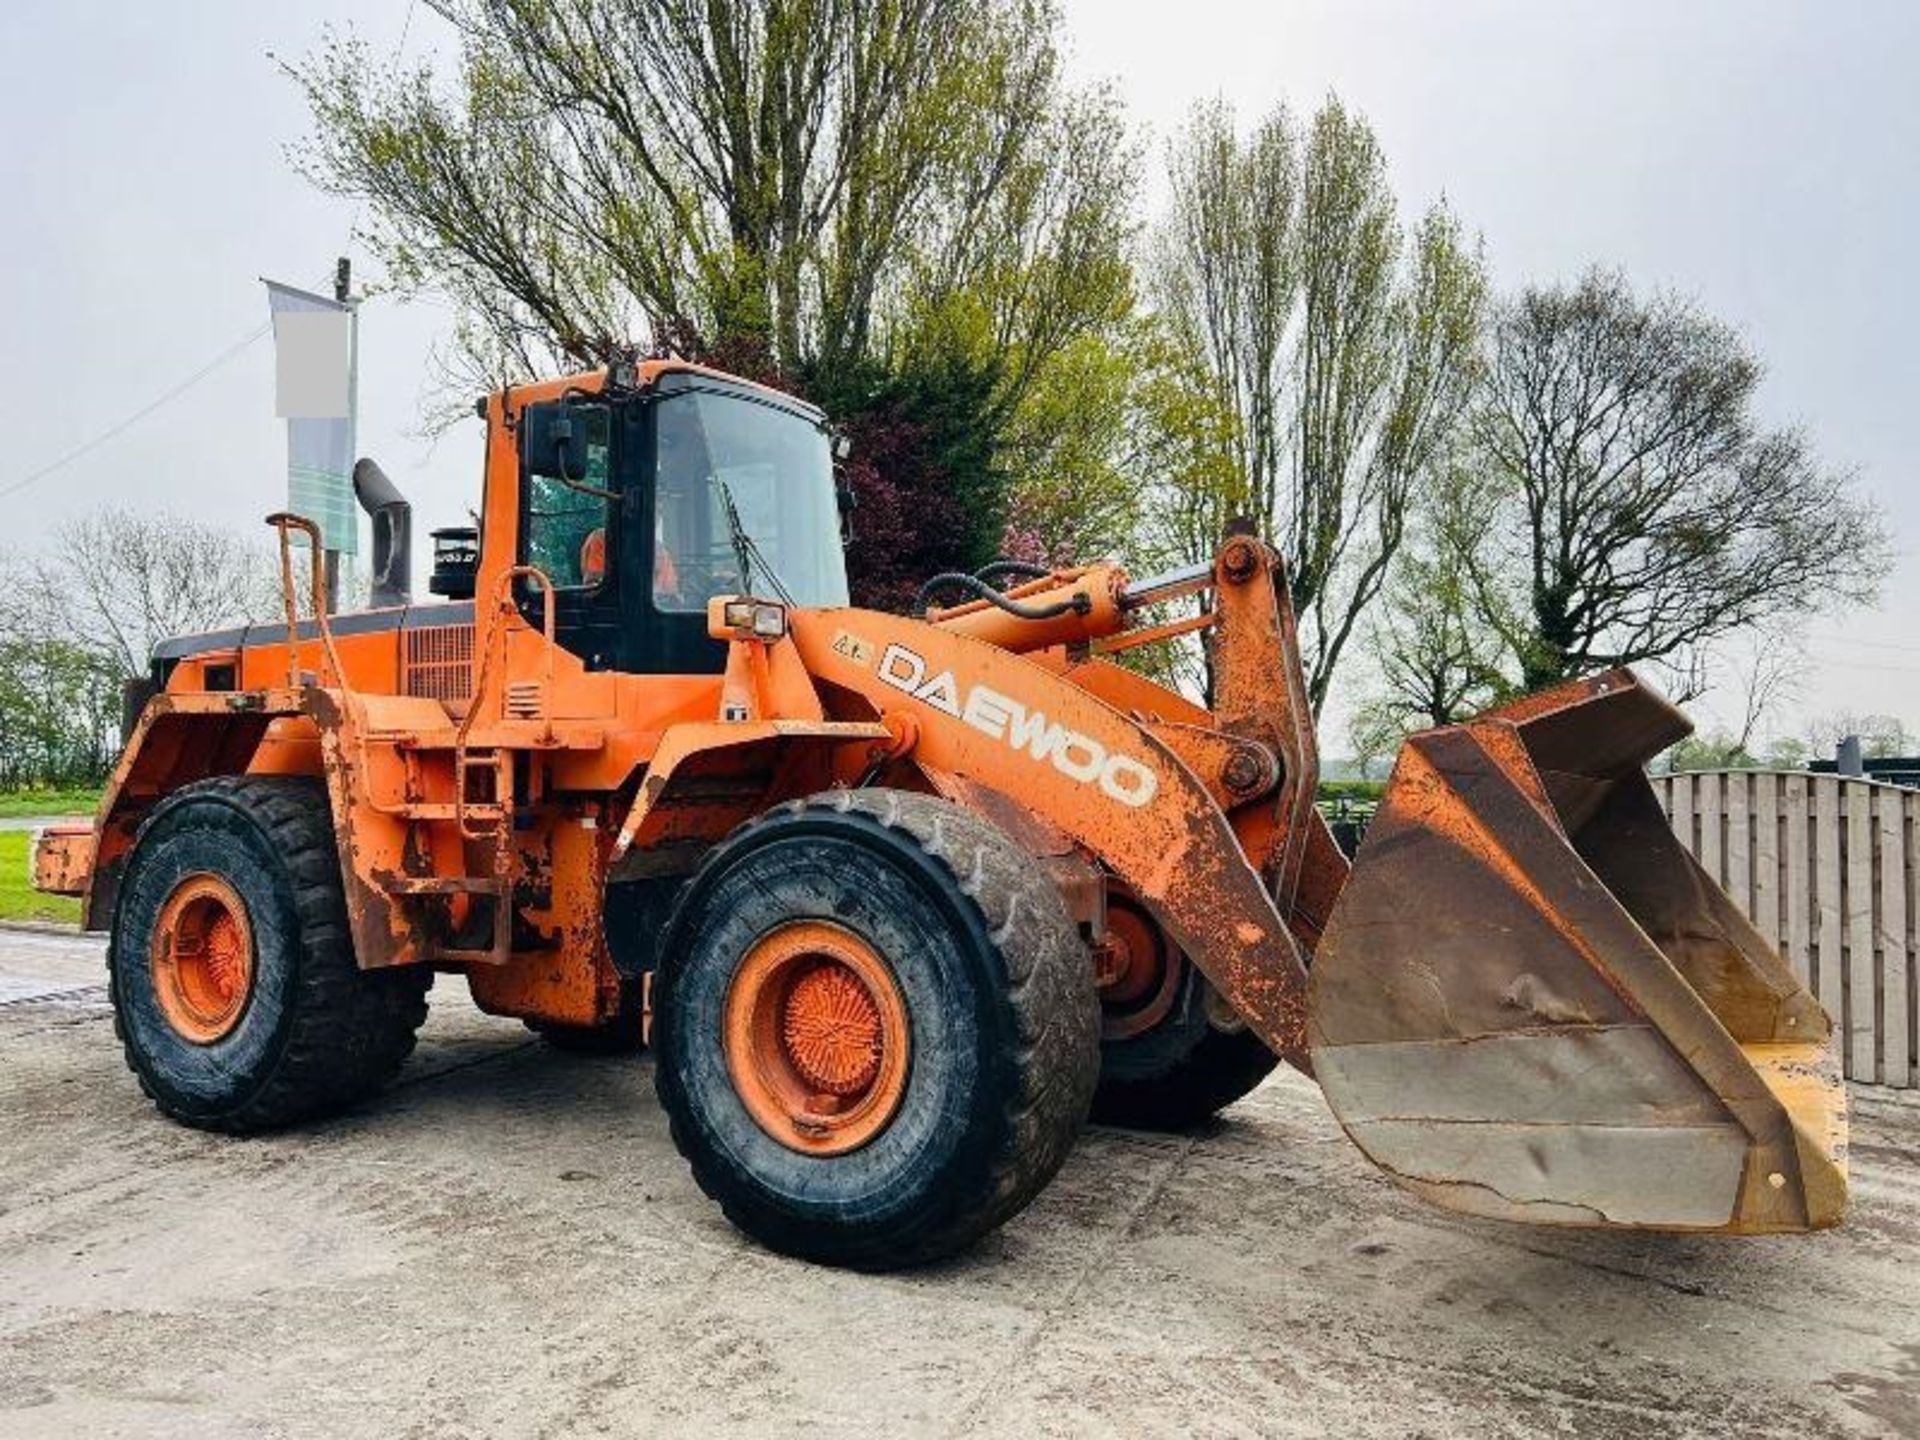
517,399 -> 626,670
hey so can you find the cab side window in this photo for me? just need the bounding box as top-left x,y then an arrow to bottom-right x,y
523,404 -> 613,589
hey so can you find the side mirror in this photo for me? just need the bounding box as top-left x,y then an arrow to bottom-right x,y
521,401 -> 601,482
830,430 -> 855,517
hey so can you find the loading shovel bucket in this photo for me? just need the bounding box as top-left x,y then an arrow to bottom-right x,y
1311,670 -> 1846,1233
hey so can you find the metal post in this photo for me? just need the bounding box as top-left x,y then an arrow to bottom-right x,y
325,255 -> 358,615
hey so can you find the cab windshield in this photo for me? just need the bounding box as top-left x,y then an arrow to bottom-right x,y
651,383 -> 850,612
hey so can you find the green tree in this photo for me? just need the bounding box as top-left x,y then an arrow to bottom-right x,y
0,514 -> 280,790
1659,731 -> 1762,773
294,1 -> 1137,604
1150,95 -> 1486,713
1361,469 -> 1511,731
996,328 -> 1148,567
293,1 -> 1129,397
0,582 -> 120,788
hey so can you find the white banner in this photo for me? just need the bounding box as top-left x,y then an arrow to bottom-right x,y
265,280 -> 357,555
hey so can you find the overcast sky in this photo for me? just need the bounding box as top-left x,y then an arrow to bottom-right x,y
2,1 -> 1914,748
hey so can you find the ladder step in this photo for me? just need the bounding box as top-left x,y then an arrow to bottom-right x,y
391,803 -> 508,822
386,876 -> 505,897
361,733 -> 496,751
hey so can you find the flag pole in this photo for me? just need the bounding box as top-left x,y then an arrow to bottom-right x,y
326,255 -> 357,614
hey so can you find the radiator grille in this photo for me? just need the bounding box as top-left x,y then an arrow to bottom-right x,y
403,624 -> 475,701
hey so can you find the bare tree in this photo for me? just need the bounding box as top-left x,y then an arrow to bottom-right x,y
35,510 -> 282,681
1806,711 -> 1914,761
1462,270 -> 1890,690
1151,96 -> 1485,713
1657,630 -> 1807,772
1728,630 -> 1806,759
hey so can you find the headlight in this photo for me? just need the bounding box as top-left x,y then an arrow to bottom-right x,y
720,599 -> 787,639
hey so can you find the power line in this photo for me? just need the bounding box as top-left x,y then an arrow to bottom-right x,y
10,7 -> 425,510
1791,652 -> 1920,680
0,322 -> 271,503
3,259 -> 351,506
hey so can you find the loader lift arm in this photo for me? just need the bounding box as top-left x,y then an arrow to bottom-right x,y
785,535 -> 1331,1066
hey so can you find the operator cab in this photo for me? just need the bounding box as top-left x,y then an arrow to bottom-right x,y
516,367 -> 849,674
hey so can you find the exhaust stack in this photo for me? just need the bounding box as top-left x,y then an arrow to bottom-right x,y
353,458 -> 412,609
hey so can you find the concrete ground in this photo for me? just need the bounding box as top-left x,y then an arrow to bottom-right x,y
1,926 -> 1915,1439
0,816 -> 87,832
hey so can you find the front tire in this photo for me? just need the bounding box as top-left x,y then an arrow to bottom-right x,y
654,789 -> 1100,1270
108,776 -> 430,1132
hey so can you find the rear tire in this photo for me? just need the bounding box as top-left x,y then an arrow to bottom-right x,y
1093,967 -> 1278,1131
654,788 -> 1100,1270
108,776 -> 431,1132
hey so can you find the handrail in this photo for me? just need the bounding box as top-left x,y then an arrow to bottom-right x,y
265,512 -> 345,689
460,565 -> 557,742
454,564 -> 557,839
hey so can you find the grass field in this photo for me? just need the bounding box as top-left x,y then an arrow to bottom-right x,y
0,831 -> 81,925
0,788 -> 100,819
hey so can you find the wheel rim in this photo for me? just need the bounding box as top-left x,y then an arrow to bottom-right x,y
1097,899 -> 1183,1041
723,920 -> 911,1156
151,874 -> 255,1044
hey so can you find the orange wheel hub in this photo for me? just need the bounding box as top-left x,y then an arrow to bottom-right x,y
723,921 -> 910,1156
151,875 -> 255,1044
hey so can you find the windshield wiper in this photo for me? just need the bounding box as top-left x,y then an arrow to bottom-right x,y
717,479 -> 796,606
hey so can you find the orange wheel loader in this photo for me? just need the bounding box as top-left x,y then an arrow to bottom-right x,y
31,359 -> 1847,1268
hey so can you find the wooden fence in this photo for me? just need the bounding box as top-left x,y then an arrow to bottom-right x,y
1653,770 -> 1916,1089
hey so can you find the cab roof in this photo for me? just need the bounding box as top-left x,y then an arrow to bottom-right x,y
489,358 -> 824,422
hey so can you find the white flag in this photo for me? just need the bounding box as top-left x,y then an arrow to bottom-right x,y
265,280 -> 356,555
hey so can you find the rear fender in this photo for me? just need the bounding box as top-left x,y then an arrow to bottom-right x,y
82,687 -> 444,977
78,689 -> 314,930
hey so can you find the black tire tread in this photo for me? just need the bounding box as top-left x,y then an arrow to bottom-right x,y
1091,1012 -> 1278,1130
109,775 -> 430,1133
656,787 -> 1100,1269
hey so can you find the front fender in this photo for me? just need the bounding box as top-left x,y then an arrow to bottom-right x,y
77,688 -> 313,930
609,718 -> 892,875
